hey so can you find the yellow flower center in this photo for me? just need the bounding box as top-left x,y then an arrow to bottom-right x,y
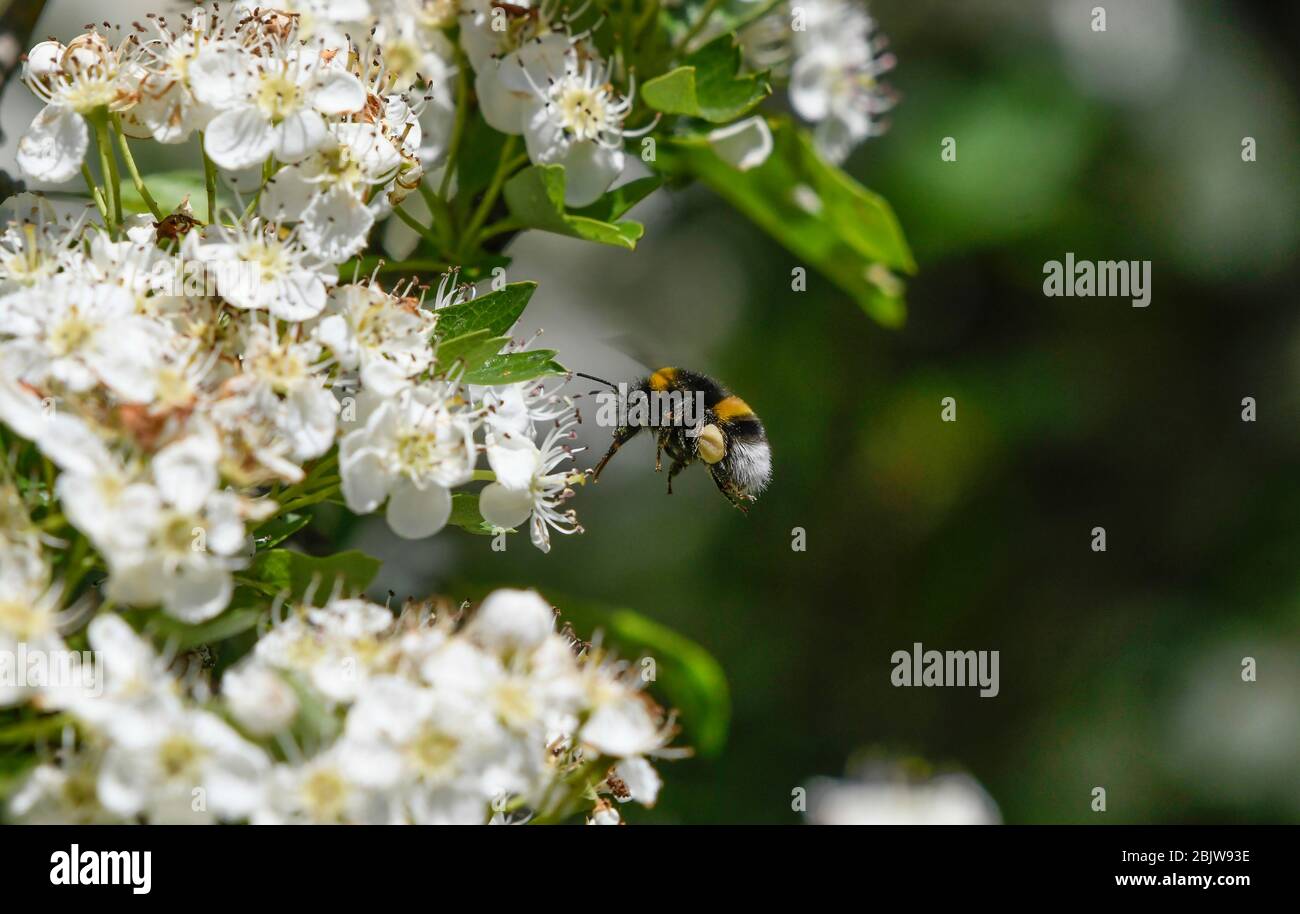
255,72 -> 304,122
301,767 -> 349,822
158,733 -> 206,781
557,85 -> 607,141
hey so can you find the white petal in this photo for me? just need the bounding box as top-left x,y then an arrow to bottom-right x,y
163,560 -> 233,623
385,478 -> 451,540
478,482 -> 533,529
469,588 -> 554,652
24,41 -> 64,79
559,142 -> 623,207
339,434 -> 393,513
153,433 -> 220,512
477,67 -> 530,135
613,757 -> 661,806
204,107 -> 276,171
189,47 -> 250,110
582,697 -> 662,757
274,109 -> 329,163
266,270 -> 329,322
37,414 -> 112,476
522,101 -> 566,164
334,122 -> 401,180
310,68 -> 366,115
789,53 -> 832,122
16,105 -> 88,183
259,165 -> 318,223
486,434 -> 540,490
707,116 -> 774,172
300,186 -> 373,263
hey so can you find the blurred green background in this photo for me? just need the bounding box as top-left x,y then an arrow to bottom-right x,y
5,0 -> 1298,823
460,0 -> 1297,823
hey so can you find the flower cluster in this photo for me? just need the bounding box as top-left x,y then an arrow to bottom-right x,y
462,0 -> 642,207
18,5 -> 434,260
746,0 -> 897,164
8,586 -> 674,824
1,0 -> 908,827
0,194 -> 582,622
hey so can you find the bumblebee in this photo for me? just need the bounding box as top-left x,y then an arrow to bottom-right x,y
581,367 -> 772,513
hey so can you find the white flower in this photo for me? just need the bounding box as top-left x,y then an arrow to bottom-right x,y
198,220 -> 337,320
804,765 -> 1002,826
586,799 -> 622,825
236,323 -> 341,461
255,598 -> 393,704
193,32 -> 365,170
467,589 -> 555,653
473,31 -> 571,135
315,281 -> 436,396
458,0 -> 556,73
582,693 -> 668,758
787,0 -> 896,164
516,49 -> 635,206
1,276 -> 169,402
0,564 -> 66,708
8,747 -> 122,824
128,6 -> 236,143
16,34 -> 129,183
372,0 -> 458,92
0,361 -> 114,474
57,461 -> 162,560
0,196 -> 80,291
222,661 -> 300,736
253,748 -> 388,825
152,430 -> 221,514
479,413 -> 583,552
338,384 -> 477,539
612,756 -> 662,807
97,706 -> 270,824
106,487 -> 248,623
49,614 -> 183,737
261,122 -> 403,262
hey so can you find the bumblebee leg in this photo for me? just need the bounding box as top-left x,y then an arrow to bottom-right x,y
592,424 -> 642,480
655,440 -> 663,473
710,464 -> 751,514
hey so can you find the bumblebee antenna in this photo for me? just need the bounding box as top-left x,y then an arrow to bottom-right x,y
571,371 -> 618,390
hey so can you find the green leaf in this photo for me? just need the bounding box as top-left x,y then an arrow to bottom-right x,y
604,610 -> 730,756
434,329 -> 508,376
250,512 -> 310,552
448,492 -> 500,535
120,169 -> 231,216
433,282 -> 536,340
534,595 -> 730,756
666,0 -> 785,40
569,175 -> 662,222
0,713 -> 71,745
658,118 -> 915,326
503,165 -> 645,249
641,34 -> 770,123
0,753 -> 38,802
245,548 -> 382,602
463,350 -> 566,386
147,606 -> 265,651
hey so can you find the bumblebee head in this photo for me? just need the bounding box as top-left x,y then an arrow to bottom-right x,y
697,423 -> 726,464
